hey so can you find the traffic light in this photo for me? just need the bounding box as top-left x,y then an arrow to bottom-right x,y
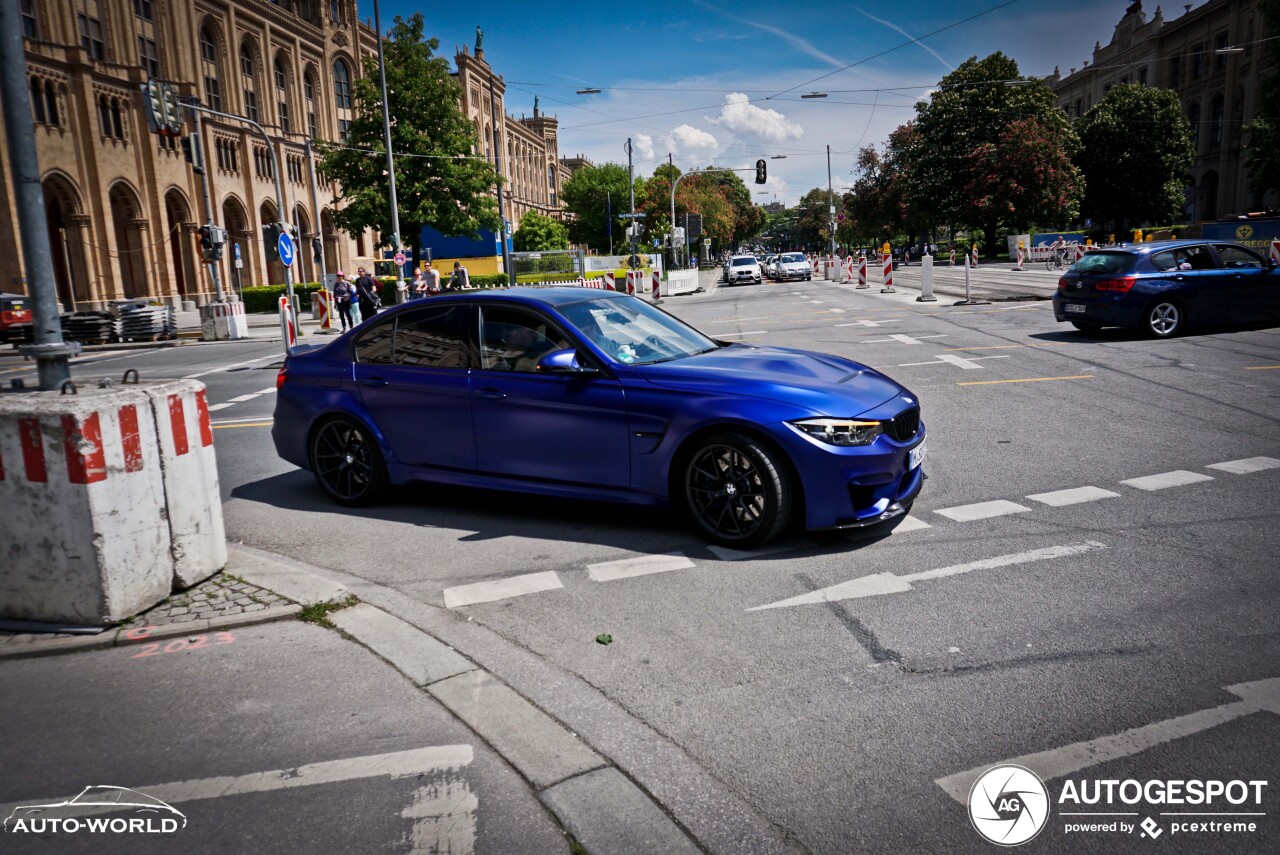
180,136 -> 204,174
142,80 -> 183,136
312,238 -> 323,265
262,222 -> 283,262
755,159 -> 766,184
196,225 -> 225,262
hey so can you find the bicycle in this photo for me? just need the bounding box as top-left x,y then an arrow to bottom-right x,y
1045,248 -> 1070,271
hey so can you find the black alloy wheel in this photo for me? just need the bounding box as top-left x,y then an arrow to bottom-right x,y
309,416 -> 387,506
683,433 -> 790,548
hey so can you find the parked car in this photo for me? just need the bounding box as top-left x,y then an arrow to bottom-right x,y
726,255 -> 763,285
273,288 -> 926,548
1053,240 -> 1280,337
774,252 -> 813,282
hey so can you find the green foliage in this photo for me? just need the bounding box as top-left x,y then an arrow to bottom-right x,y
512,211 -> 570,251
317,13 -> 500,246
1075,84 -> 1194,230
561,163 -> 636,252
966,117 -> 1083,230
241,283 -> 324,312
792,187 -> 841,249
841,123 -> 925,246
1245,0 -> 1280,196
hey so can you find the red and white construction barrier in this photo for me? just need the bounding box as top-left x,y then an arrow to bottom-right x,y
200,301 -> 248,341
278,295 -> 297,352
602,271 -> 616,291
845,256 -> 856,282
315,289 -> 333,331
857,254 -> 868,288
652,270 -> 661,301
971,245 -> 980,268
881,252 -> 895,293
625,270 -> 641,295
949,248 -> 956,266
1016,244 -> 1025,270
1272,241 -> 1280,265
1076,244 -> 1086,261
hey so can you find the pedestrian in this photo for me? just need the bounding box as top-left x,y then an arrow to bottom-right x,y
354,266 -> 379,318
333,271 -> 356,330
449,261 -> 470,291
423,261 -> 441,295
412,267 -> 430,299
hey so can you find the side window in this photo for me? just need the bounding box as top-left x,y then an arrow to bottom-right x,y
1215,245 -> 1265,269
1183,245 -> 1216,270
395,305 -> 470,368
353,320 -> 395,364
479,306 -> 572,373
1150,251 -> 1179,272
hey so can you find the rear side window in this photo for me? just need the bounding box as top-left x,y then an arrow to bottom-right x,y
395,305 -> 470,368
1215,245 -> 1265,269
1073,252 -> 1134,275
353,320 -> 395,364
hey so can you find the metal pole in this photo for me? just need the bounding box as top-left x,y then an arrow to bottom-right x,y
372,0 -> 404,294
304,136 -> 329,311
606,191 -> 613,256
667,152 -> 675,270
186,100 -> 224,301
626,138 -> 636,269
0,0 -> 78,389
826,144 -> 836,259
488,71 -> 513,287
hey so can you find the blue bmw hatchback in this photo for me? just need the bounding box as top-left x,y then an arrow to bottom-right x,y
272,287 -> 926,548
1053,239 -> 1280,337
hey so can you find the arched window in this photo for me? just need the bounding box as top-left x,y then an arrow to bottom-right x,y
548,165 -> 557,207
44,80 -> 58,127
333,59 -> 351,109
98,94 -> 111,136
1188,102 -> 1200,150
304,68 -> 317,139
1211,94 -> 1224,145
240,42 -> 259,123
200,26 -> 222,112
274,55 -> 291,134
111,98 -> 124,139
30,77 -> 45,123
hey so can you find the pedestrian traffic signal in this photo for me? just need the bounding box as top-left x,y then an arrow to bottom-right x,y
755,159 -> 766,184
262,222 -> 283,262
197,225 -> 225,262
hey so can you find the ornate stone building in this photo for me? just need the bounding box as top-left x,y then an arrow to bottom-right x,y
1048,0 -> 1278,223
1,3 -> 565,311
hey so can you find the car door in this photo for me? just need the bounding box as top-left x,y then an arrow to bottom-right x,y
1211,244 -> 1276,322
470,304 -> 630,488
352,304 -> 477,470
1158,244 -> 1232,324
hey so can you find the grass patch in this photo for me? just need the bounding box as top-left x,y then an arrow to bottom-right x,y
298,595 -> 360,628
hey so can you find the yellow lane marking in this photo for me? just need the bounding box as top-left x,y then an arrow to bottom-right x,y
945,345 -> 1026,351
1245,365 -> 1280,371
958,375 -> 1094,387
212,421 -> 273,430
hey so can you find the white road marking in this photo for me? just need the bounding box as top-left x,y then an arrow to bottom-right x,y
935,353 -> 988,370
898,355 -> 1011,369
587,552 -> 694,582
1120,470 -> 1215,491
829,308 -> 846,313
443,571 -> 562,608
208,402 -> 235,412
935,677 -> 1280,804
836,318 -> 900,328
862,334 -> 946,345
709,540 -> 816,561
810,300 -> 825,304
1025,486 -> 1121,507
890,515 -> 933,534
933,499 -> 1031,522
402,775 -> 478,854
748,540 -> 1107,611
229,394 -> 258,403
712,331 -> 768,338
1206,456 -> 1280,475
181,353 -> 279,379
0,745 -> 474,820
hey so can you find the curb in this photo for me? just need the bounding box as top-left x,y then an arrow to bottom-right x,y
0,604 -> 302,661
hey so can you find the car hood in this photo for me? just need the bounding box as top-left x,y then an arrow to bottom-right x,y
633,344 -> 905,416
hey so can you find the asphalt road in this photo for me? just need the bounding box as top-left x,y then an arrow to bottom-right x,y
5,273 -> 1278,853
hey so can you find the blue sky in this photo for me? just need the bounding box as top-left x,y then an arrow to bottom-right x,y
364,1 -> 1199,204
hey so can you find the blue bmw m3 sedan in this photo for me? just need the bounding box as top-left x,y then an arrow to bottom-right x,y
272,287 -> 926,548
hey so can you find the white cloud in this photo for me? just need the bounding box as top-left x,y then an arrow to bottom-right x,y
709,93 -> 804,144
665,124 -> 719,159
633,133 -> 655,161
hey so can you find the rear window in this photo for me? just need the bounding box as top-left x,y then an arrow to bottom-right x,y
731,257 -> 755,266
1072,252 -> 1134,275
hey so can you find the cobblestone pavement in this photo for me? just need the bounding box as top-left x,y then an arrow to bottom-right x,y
0,573 -> 294,649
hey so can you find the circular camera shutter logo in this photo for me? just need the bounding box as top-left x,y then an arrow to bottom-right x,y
967,764 -> 1050,846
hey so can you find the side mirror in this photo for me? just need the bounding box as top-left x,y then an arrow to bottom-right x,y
536,348 -> 598,374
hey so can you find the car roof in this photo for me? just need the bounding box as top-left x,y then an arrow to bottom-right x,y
1105,239 -> 1243,255
389,286 -> 628,310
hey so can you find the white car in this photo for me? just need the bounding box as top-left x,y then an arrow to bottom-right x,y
774,252 -> 812,281
725,255 -> 762,285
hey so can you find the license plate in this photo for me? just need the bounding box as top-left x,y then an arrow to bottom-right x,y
909,443 -> 926,470
1065,304 -> 1087,314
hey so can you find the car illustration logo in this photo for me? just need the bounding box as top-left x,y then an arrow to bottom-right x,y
4,786 -> 187,834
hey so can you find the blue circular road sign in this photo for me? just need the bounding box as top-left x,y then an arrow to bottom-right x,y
277,231 -> 295,267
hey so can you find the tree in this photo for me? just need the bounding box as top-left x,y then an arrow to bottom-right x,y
793,187 -> 840,250
1075,84 -> 1194,231
318,14 -> 500,247
560,163 -> 634,253
842,123 -> 924,247
907,52 -> 1075,254
1244,0 -> 1280,197
512,211 -> 569,252
966,117 -> 1084,232
639,166 -> 763,254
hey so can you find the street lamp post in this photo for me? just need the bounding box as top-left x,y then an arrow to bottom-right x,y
625,138 -> 636,270
826,144 -> 837,259
489,72 -> 514,287
372,0 -> 405,297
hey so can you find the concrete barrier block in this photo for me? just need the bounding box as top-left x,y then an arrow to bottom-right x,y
0,387 -> 173,624
141,380 -> 227,587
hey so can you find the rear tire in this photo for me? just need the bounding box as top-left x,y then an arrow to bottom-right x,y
1144,300 -> 1183,338
309,416 -> 387,506
682,432 -> 791,549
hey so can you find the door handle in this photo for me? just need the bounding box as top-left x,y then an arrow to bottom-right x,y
1173,275 -> 1185,281
360,377 -> 388,387
473,387 -> 506,400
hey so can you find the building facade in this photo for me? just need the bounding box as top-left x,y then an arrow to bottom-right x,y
2,2 -> 564,311
1048,0 -> 1278,223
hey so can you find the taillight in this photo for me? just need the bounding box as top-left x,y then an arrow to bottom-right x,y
1058,277 -> 1070,290
276,367 -> 288,390
1095,275 -> 1137,293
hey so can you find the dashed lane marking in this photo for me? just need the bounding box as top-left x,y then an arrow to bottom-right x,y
957,374 -> 1094,386
443,571 -> 563,609
1026,486 -> 1121,507
836,319 -> 901,328
587,553 -> 695,582
944,345 -> 1025,351
1206,456 -> 1280,475
1119,470 -> 1215,491
1245,365 -> 1280,370
863,334 -> 948,345
933,499 -> 1032,522
182,353 -> 279,380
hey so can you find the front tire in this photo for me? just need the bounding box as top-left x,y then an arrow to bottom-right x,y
1144,300 -> 1183,338
682,432 -> 790,548
309,416 -> 387,506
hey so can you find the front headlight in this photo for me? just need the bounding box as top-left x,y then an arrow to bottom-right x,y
790,418 -> 883,446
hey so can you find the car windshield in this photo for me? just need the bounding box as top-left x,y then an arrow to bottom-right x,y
781,253 -> 805,263
559,297 -> 718,365
1072,251 -> 1134,275
731,258 -> 754,266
